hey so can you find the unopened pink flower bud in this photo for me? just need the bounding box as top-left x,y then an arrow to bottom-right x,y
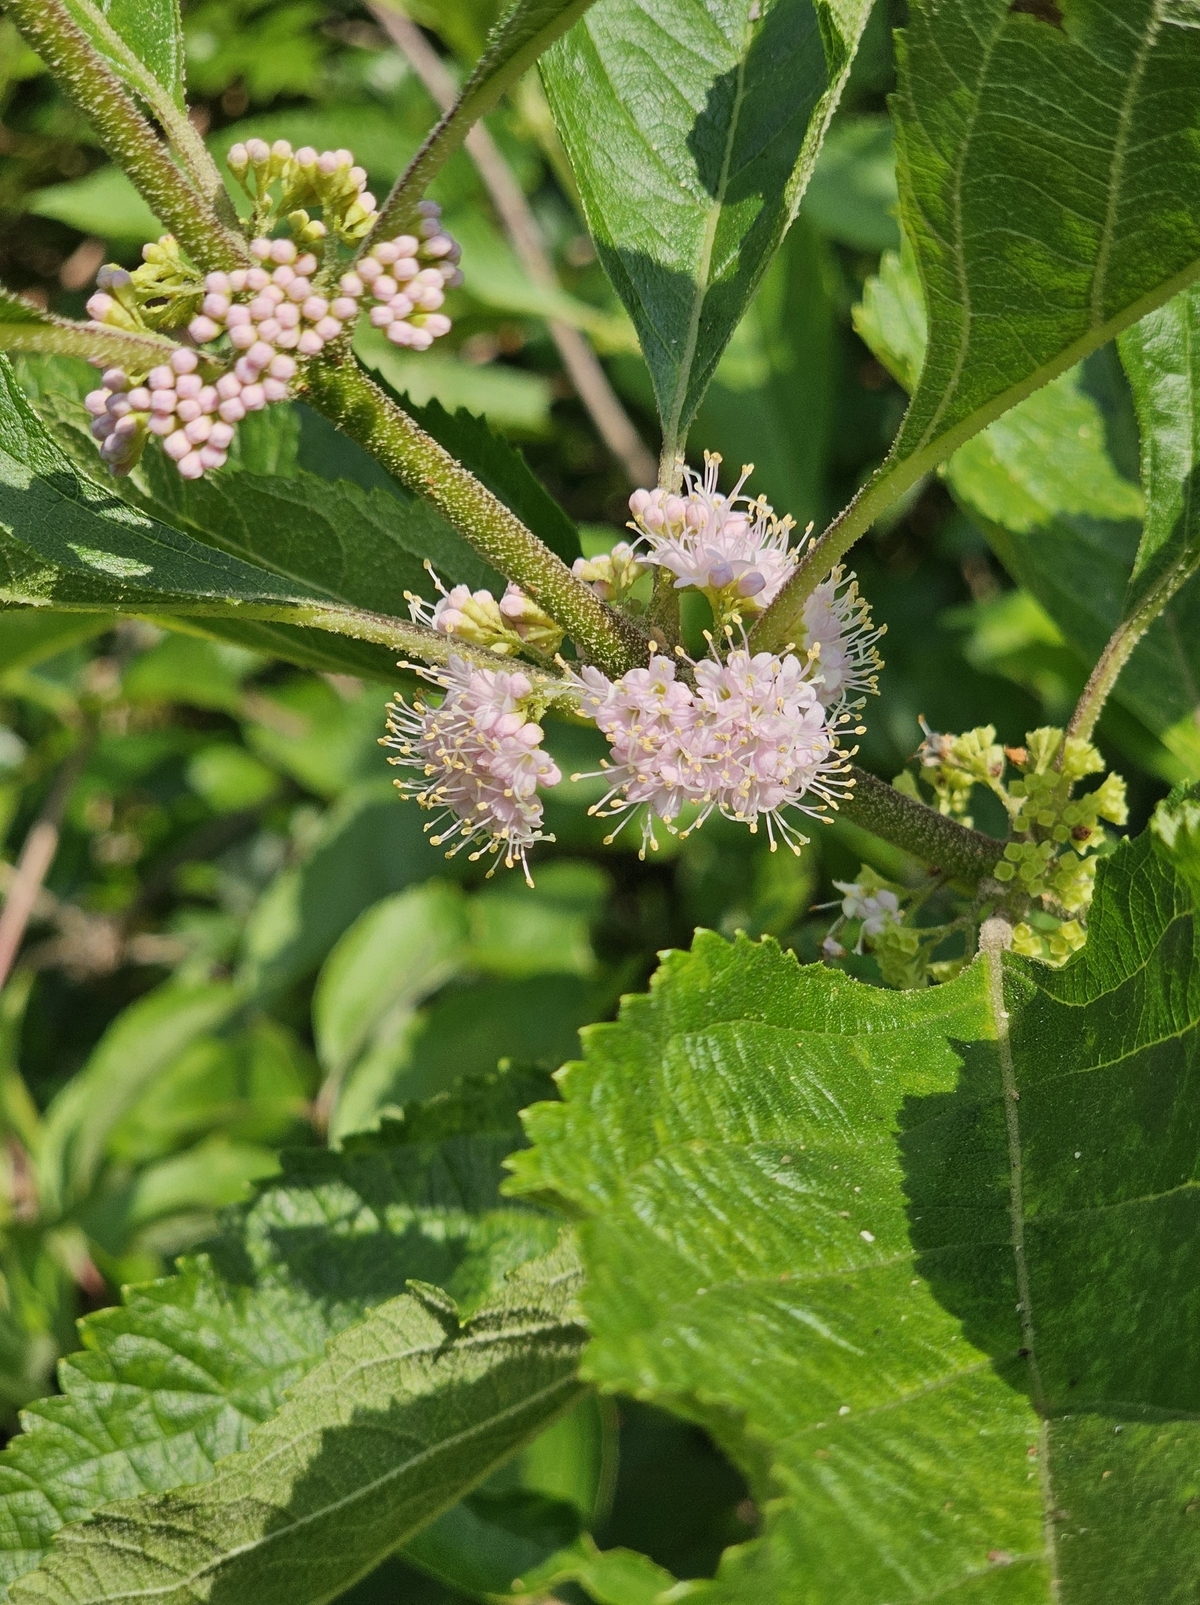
126,387 -> 152,411
218,398 -> 246,422
297,329 -> 324,355
240,383 -> 266,411
163,430 -> 190,461
171,348 -> 199,375
84,389 -> 110,417
267,354 -> 296,379
101,367 -> 127,391
209,421 -> 235,450
175,374 -> 202,399
199,445 -> 227,471
178,451 -> 205,479
262,377 -> 289,401
150,389 -> 176,413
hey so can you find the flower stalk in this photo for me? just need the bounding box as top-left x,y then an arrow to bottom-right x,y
839,767 -> 1002,885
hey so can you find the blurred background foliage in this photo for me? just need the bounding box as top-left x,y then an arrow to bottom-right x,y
0,0 -> 1185,1596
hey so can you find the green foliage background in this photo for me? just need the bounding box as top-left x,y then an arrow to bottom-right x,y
0,0 -> 1195,1600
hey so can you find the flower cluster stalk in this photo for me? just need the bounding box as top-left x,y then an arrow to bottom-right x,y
839,766 -> 1002,885
303,356 -> 650,678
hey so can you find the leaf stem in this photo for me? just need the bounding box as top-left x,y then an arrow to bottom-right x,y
370,2 -> 655,488
362,0 -> 598,251
1067,558 -> 1200,743
302,356 -> 650,677
0,320 -> 180,371
840,766 -> 1002,885
2,0 -> 249,272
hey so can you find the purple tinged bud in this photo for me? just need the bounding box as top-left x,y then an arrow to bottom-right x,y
295,146 -> 318,166
101,368 -> 127,391
737,570 -> 766,598
707,560 -> 735,589
271,139 -> 293,160
84,390 -> 110,417
227,143 -> 249,171
245,139 -> 270,165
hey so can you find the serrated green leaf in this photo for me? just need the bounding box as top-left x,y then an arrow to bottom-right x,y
10,1238 -> 585,1605
0,359 -> 438,681
0,1086 -> 565,1600
543,0 -> 871,453
895,0 -> 1200,472
508,827 -> 1200,1601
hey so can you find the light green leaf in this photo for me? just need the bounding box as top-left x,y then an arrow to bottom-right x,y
0,1077 -> 565,1599
238,782 -> 452,998
543,0 -> 872,455
36,979 -> 240,1220
62,0 -> 185,109
11,1239 -> 585,1605
28,166 -> 162,245
523,1537 -> 678,1604
758,0 -> 1200,649
802,114 -> 898,253
1118,281 -> 1200,608
313,881 -> 470,1096
508,825 -> 1200,1602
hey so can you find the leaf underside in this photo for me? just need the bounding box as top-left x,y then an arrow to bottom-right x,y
509,827 -> 1200,1602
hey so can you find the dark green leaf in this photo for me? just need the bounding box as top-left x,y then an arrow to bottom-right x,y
542,0 -> 871,454
509,825 -> 1200,1602
0,1087 -> 565,1600
887,0 -> 1200,532
10,1239 -> 585,1605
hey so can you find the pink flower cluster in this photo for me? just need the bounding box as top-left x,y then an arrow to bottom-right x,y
186,239 -> 337,359
571,647 -> 853,855
350,201 -> 462,350
84,349 -> 236,479
628,455 -> 797,609
384,656 -> 561,882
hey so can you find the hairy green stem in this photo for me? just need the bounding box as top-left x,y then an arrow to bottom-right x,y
1067,559 -> 1200,744
303,357 -> 649,677
65,0 -> 239,231
364,0 -> 597,252
2,0 -> 248,272
840,766 -> 1003,884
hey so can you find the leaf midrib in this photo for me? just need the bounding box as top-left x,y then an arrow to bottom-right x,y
659,8 -> 755,461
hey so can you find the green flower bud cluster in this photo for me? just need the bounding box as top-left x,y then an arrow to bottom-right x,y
1011,918 -> 1087,965
227,138 -> 379,243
